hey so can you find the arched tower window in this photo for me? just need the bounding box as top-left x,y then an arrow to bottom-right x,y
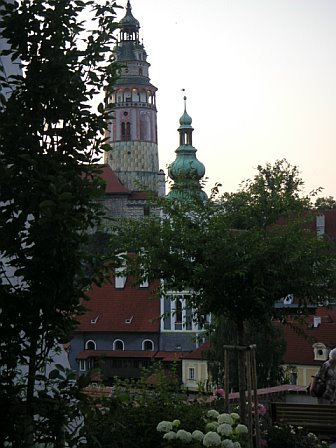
113,339 -> 124,351
142,339 -> 154,351
85,340 -> 96,350
121,122 -> 131,141
140,113 -> 150,141
140,89 -> 146,102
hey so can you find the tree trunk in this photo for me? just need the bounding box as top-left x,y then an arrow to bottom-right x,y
24,332 -> 39,447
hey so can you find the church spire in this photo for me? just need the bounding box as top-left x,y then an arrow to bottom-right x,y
167,96 -> 207,201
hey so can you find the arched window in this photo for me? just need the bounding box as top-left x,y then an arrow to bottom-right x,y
142,339 -> 154,351
140,113 -> 150,141
121,122 -> 131,141
85,340 -> 96,350
113,339 -> 124,351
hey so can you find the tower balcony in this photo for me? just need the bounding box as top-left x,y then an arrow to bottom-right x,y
114,101 -> 157,111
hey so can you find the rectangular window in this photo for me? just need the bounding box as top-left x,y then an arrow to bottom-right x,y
188,367 -> 195,381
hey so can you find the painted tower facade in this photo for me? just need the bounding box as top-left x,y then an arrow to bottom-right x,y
105,1 -> 161,194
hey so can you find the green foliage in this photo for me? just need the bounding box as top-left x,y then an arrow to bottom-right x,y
266,424 -> 328,448
207,318 -> 287,390
114,159 -> 336,420
83,369 -> 205,448
116,159 -> 336,324
315,196 -> 336,210
0,0 -> 120,445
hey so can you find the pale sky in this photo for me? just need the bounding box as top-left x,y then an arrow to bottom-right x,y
118,0 -> 336,197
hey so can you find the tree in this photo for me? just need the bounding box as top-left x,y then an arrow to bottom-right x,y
315,196 -> 336,210
0,0 -> 119,445
207,317 -> 287,391
115,159 -> 336,420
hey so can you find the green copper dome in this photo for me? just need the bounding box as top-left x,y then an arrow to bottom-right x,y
179,110 -> 192,127
167,97 -> 207,201
120,1 -> 140,29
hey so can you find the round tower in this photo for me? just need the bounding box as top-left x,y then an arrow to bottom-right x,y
167,97 -> 208,201
105,1 -> 160,193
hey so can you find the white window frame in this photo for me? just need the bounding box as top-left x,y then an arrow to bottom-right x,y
188,367 -> 195,381
115,253 -> 127,288
85,339 -> 96,350
142,339 -> 154,351
79,360 -> 86,372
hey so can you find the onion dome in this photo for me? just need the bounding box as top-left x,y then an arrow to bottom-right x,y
120,1 -> 140,30
167,96 -> 207,201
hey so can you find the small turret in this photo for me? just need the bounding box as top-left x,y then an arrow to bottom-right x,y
167,96 -> 207,201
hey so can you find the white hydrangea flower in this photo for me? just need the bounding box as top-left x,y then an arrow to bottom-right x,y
218,413 -> 233,425
222,439 -> 234,448
230,412 -> 240,422
172,419 -> 181,428
156,420 -> 173,433
308,433 -> 318,440
233,442 -> 241,448
203,431 -> 222,447
217,423 -> 233,437
163,431 -> 177,440
206,422 -> 219,432
235,424 -> 248,434
207,409 -> 220,419
192,430 -> 204,442
176,429 -> 192,443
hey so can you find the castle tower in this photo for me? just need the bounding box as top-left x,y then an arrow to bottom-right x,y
105,1 -> 161,194
167,96 -> 207,201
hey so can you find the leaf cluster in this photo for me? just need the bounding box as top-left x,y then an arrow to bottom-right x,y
115,160 -> 336,325
0,0 -> 120,444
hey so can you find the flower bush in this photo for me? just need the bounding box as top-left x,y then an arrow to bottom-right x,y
266,424 -> 329,448
156,409 -> 248,447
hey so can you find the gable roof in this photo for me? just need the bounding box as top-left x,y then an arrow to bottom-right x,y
99,164 -> 130,194
182,341 -> 210,360
77,278 -> 161,333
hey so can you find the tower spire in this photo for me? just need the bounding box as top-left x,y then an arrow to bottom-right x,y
167,95 -> 207,201
105,1 -> 160,193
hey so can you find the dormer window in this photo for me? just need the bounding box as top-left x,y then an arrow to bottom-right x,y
114,339 -> 124,351
142,339 -> 154,351
85,340 -> 96,350
313,343 -> 328,361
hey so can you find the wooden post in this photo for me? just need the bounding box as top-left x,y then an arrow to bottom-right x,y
222,344 -> 260,448
224,348 -> 229,412
246,350 -> 253,448
251,346 -> 261,448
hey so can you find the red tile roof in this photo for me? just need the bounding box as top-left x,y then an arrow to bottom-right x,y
77,279 -> 161,333
274,308 -> 336,365
182,342 -> 210,360
77,349 -> 190,362
77,350 -> 158,360
98,164 -> 130,194
98,164 -> 156,199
